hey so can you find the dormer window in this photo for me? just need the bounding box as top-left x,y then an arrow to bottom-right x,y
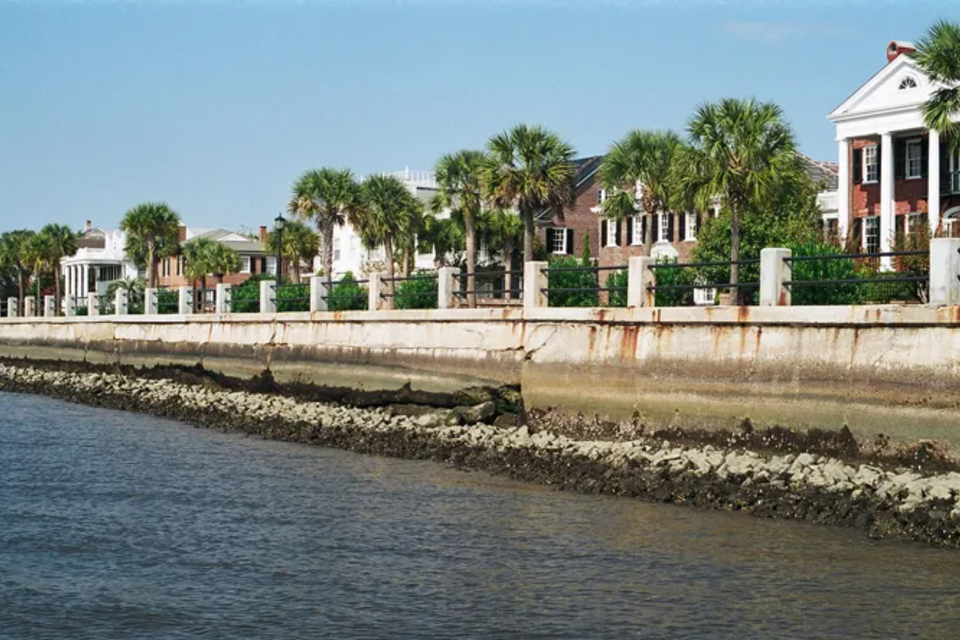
899,75 -> 918,90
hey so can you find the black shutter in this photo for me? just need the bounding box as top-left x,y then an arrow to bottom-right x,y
641,216 -> 647,244
566,229 -> 574,255
652,214 -> 659,242
941,139 -> 951,193
895,213 -> 906,239
922,139 -> 929,178
615,220 -> 622,246
696,213 -> 702,237
667,213 -> 675,243
894,140 -> 905,180
678,213 -> 687,241
546,228 -> 556,253
852,217 -> 863,250
600,222 -> 607,249
853,146 -> 862,185
626,217 -> 634,245
876,146 -> 882,182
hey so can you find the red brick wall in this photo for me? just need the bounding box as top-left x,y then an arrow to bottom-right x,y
850,137 -> 931,220
536,173 -> 602,259
597,215 -> 697,269
155,254 -> 266,288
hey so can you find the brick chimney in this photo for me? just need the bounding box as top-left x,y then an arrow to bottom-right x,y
84,220 -> 92,233
259,225 -> 268,242
887,40 -> 916,63
178,225 -> 187,242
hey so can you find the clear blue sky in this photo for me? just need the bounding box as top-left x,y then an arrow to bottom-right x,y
0,0 -> 955,232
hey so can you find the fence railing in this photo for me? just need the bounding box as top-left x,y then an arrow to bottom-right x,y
646,259 -> 761,307
456,269 -> 523,304
782,250 -> 930,305
380,272 -> 439,310
538,264 -> 627,307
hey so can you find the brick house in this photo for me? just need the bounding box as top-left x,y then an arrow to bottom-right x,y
156,226 -> 276,289
829,40 -> 960,268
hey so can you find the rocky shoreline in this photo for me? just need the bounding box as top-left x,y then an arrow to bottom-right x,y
2,362 -> 960,548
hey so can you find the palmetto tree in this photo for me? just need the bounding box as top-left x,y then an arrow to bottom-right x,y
477,208 -> 523,299
120,202 -> 181,289
676,98 -> 800,292
434,150 -> 487,307
39,223 -> 78,313
182,237 -> 215,295
482,124 -> 577,264
289,168 -> 360,290
916,20 -> 960,153
600,130 -> 683,255
356,174 -> 420,305
24,232 -> 53,305
266,220 -> 320,284
0,230 -> 36,308
418,213 -> 464,267
205,242 -> 241,285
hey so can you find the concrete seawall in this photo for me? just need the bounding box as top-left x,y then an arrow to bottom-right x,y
3,304 -> 960,448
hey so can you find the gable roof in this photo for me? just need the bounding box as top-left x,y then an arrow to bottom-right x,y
799,154 -> 839,190
186,227 -> 266,253
828,54 -> 937,122
535,156 -> 604,221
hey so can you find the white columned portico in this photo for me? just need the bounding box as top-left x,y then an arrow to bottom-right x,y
929,129 -> 941,235
837,138 -> 850,240
880,132 -> 895,270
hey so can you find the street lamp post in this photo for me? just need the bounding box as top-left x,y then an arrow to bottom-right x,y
274,213 -> 285,287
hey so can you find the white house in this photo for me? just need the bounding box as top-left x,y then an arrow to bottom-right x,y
62,221 -> 140,300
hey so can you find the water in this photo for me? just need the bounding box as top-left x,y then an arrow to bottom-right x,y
1,392 -> 959,639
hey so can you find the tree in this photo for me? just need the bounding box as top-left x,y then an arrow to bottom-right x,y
434,150 -> 487,307
477,208 -> 523,299
482,124 -> 576,264
677,99 -> 801,295
600,130 -> 683,255
120,202 -> 181,289
24,232 -> 53,304
266,220 -> 320,284
0,230 -> 36,308
183,237 -> 240,287
418,213 -> 464,267
289,168 -> 360,290
916,20 -> 960,153
355,174 -> 421,305
39,223 -> 78,313
182,237 -> 215,295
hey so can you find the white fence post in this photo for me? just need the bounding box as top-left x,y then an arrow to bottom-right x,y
760,247 -> 792,307
368,272 -> 382,311
438,266 -> 461,309
144,288 -> 158,315
43,295 -> 55,317
929,237 -> 960,306
215,284 -> 231,314
523,261 -> 548,310
24,297 -> 36,318
65,295 -> 76,317
260,280 -> 277,314
87,292 -> 99,316
627,256 -> 657,308
115,288 -> 129,316
7,297 -> 18,318
178,286 -> 193,315
310,277 -> 328,313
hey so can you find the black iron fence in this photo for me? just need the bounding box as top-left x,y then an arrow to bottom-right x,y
539,264 -> 627,307
274,283 -> 310,312
381,272 -> 438,309
647,259 -> 761,306
323,276 -> 369,312
783,250 -> 929,305
456,269 -> 523,304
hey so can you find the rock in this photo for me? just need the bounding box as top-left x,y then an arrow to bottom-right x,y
494,413 -> 519,428
386,404 -> 437,418
415,411 -> 455,429
452,387 -> 494,407
454,401 -> 496,425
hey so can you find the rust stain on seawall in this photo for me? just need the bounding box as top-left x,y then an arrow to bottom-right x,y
620,325 -> 639,362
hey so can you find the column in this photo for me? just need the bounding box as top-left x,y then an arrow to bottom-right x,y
260,280 -> 276,314
309,277 -> 328,313
523,261 -> 548,309
81,264 -> 89,295
880,132 -> 895,270
215,283 -> 231,314
178,286 -> 194,315
929,129 -> 941,235
929,237 -> 960,306
759,248 -> 792,307
437,266 -> 461,309
367,272 -> 382,311
837,138 -> 850,240
627,256 -> 657,308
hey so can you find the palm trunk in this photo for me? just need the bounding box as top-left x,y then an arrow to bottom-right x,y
147,244 -> 156,290
503,240 -> 514,300
17,266 -> 24,311
523,209 -> 535,265
382,235 -> 395,310
54,264 -> 61,316
465,213 -> 477,308
323,223 -> 334,293
401,245 -> 410,279
730,205 -> 741,303
644,212 -> 654,255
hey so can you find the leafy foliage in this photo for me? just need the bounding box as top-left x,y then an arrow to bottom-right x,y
119,202 -> 180,288
328,272 -> 368,311
787,240 -> 864,306
547,255 -> 598,308
394,271 -> 437,309
265,220 -> 320,283
606,269 -> 628,307
916,20 -> 960,152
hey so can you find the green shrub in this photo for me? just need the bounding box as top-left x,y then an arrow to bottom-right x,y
158,289 -> 179,314
276,283 -> 310,312
395,270 -> 438,309
230,274 -> 271,313
547,255 -> 598,307
328,272 -> 368,311
606,269 -> 628,307
787,239 -> 865,306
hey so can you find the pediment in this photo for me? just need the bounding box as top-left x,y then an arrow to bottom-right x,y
829,56 -> 939,121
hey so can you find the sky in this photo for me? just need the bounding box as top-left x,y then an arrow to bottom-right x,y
0,0 -> 957,232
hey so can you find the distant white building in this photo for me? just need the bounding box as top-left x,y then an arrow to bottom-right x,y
62,221 -> 140,299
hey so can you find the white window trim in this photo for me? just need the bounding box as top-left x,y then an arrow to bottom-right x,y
863,145 -> 879,184
865,216 -> 880,254
658,213 -> 670,244
685,212 -> 697,241
551,228 -> 568,255
604,219 -> 618,247
906,212 -> 924,236
906,138 -> 922,180
631,216 -> 643,246
266,256 -> 278,275
239,255 -> 252,275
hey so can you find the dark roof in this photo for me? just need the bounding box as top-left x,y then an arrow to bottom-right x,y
799,154 -> 839,190
572,156 -> 604,188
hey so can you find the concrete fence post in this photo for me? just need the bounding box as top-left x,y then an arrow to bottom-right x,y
437,266 -> 461,310
215,284 -> 231,315
368,272 -> 382,311
115,288 -> 129,316
24,297 -> 36,318
929,237 -> 960,306
627,256 -> 657,308
310,277 -> 328,313
523,261 -> 548,310
144,288 -> 158,315
87,292 -> 99,316
65,295 -> 76,317
260,280 -> 277,314
178,287 -> 193,315
760,248 -> 792,307
43,295 -> 55,317
7,297 -> 18,318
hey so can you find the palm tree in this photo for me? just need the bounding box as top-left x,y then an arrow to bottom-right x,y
204,242 -> 241,285
182,237 -> 215,306
434,150 -> 487,307
289,168 -> 360,290
24,232 -> 53,307
119,202 -> 181,289
600,130 -> 683,255
676,98 -> 800,293
39,223 -> 78,313
355,174 -> 421,305
916,20 -> 960,152
0,230 -> 36,309
266,220 -> 320,284
418,213 -> 464,267
478,209 -> 523,299
482,124 -> 576,264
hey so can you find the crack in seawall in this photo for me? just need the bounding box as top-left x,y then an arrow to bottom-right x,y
2,363 -> 960,548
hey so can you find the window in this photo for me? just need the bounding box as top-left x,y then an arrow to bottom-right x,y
865,216 -> 880,254
685,212 -> 698,241
551,228 -> 567,254
945,208 -> 960,238
239,256 -> 251,274
604,219 -> 618,247
899,76 -> 918,90
631,216 -> 643,245
907,213 -> 926,237
906,139 -> 922,179
266,257 -> 277,275
597,189 -> 605,205
822,217 -> 839,240
659,213 -> 670,243
863,145 -> 878,183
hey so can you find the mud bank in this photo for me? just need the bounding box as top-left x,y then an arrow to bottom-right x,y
2,362 -> 960,548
